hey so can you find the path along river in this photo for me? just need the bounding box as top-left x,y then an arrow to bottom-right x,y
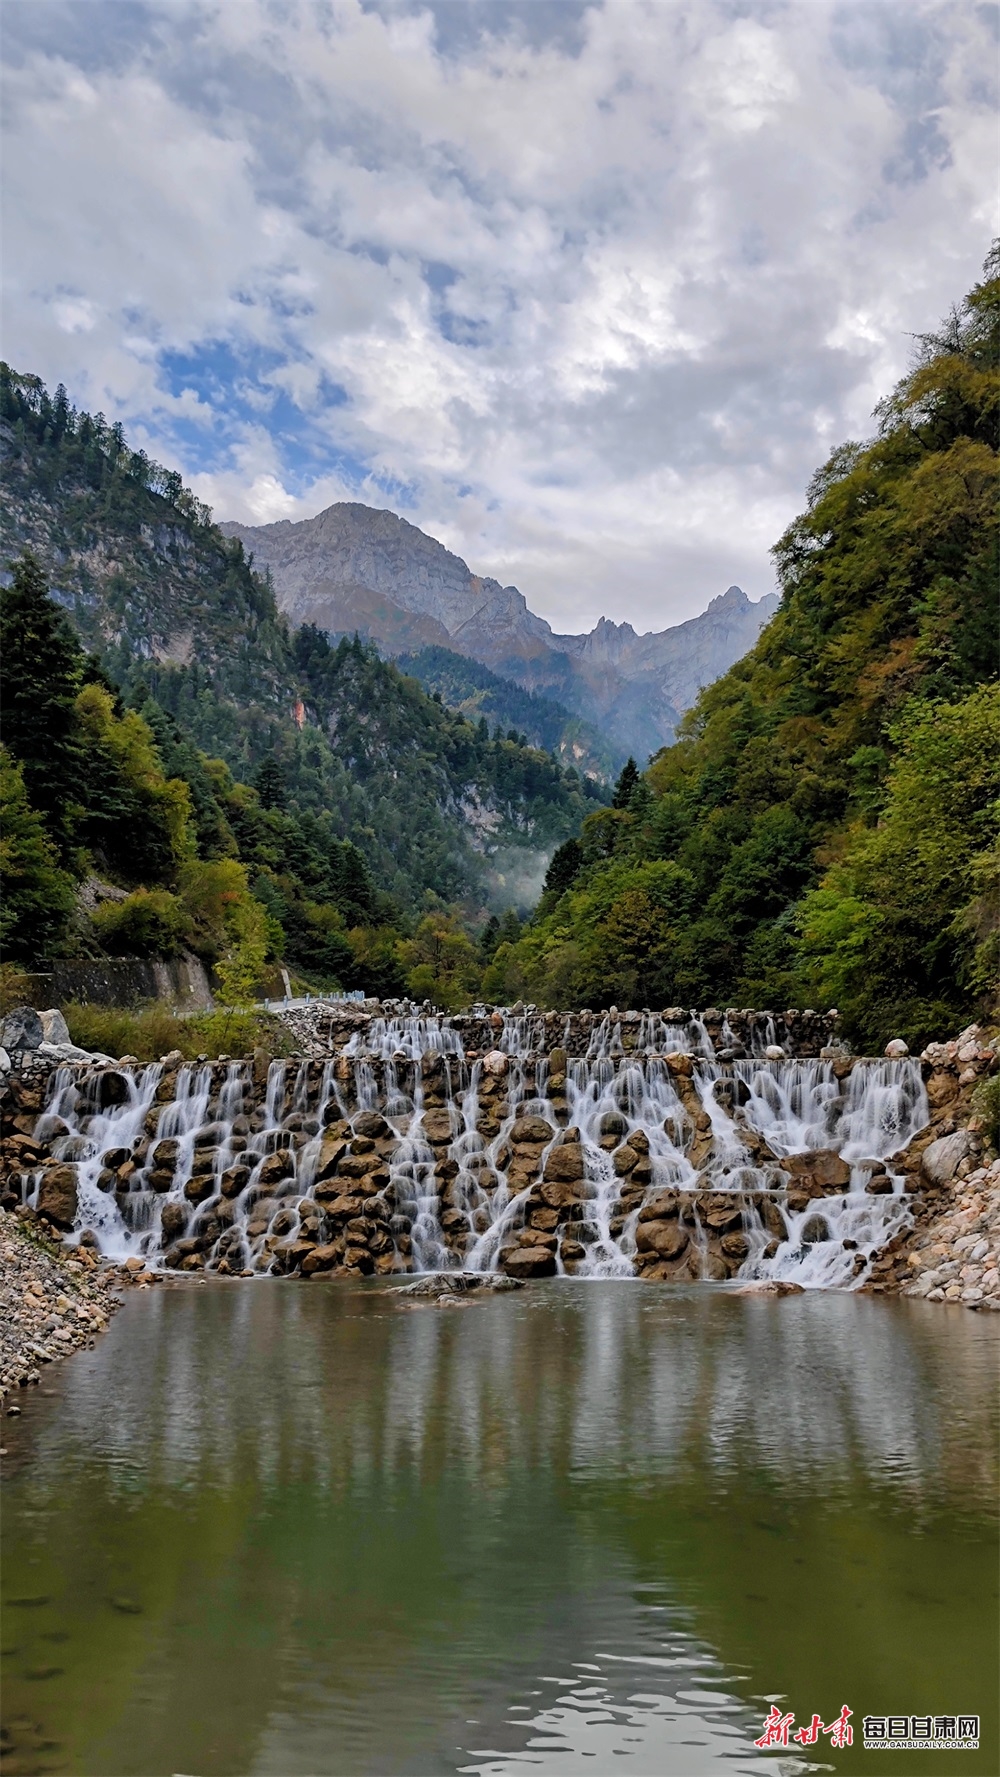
2,1279 -> 997,1776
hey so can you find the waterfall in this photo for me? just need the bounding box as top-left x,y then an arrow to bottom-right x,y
34,1015 -> 929,1290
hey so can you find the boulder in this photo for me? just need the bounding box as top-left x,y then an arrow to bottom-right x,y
94,1070 -> 130,1109
702,1202 -> 744,1233
152,1138 -> 180,1169
800,1214 -> 830,1244
482,1050 -> 508,1076
925,1070 -> 959,1108
220,1164 -> 251,1198
761,1199 -> 788,1241
733,1279 -> 804,1296
301,1243 -> 341,1275
885,1038 -> 909,1058
694,1250 -> 730,1281
257,1149 -> 294,1187
36,1164 -> 78,1228
613,1145 -> 638,1175
721,1230 -> 750,1262
635,1221 -> 688,1261
511,1115 -> 554,1145
637,1191 -> 680,1222
517,1228 -> 557,1250
0,1007 -> 43,1052
528,1205 -> 560,1231
184,1175 -> 215,1204
503,1246 -> 557,1279
421,1109 -> 455,1145
920,1131 -> 973,1187
343,1247 -> 375,1274
39,1009 -> 71,1046
146,1168 -> 175,1194
318,1192 -> 366,1217
543,1143 -> 586,1184
273,1238 -> 315,1272
665,1052 -> 693,1076
353,1112 -> 390,1140
783,1149 -> 850,1189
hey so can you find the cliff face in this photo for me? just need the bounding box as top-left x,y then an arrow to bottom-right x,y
221,505 -> 778,757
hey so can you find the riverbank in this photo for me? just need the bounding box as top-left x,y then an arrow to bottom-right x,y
0,1209 -> 141,1408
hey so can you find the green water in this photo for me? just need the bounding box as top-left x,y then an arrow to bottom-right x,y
1,1281 -> 997,1777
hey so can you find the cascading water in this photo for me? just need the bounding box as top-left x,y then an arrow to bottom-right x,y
34,1014 -> 929,1290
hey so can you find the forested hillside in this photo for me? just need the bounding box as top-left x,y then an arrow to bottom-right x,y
0,367 -> 605,976
486,252 -> 999,1049
397,645 -> 621,779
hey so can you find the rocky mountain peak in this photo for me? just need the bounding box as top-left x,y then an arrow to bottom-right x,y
222,502 -> 778,756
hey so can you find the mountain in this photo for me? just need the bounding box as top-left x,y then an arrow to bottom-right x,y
482,253 -> 999,1051
396,646 -> 622,779
0,364 -> 606,935
219,505 -> 778,758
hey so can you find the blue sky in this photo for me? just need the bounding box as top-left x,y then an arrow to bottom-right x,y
2,0 -> 996,628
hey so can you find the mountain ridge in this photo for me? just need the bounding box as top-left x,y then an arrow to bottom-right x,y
220,503 -> 778,757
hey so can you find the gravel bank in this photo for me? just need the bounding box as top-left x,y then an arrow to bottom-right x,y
900,1157 -> 1000,1308
0,1209 -> 127,1407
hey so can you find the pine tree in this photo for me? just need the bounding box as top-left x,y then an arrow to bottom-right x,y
254,754 -> 287,811
0,552 -> 84,840
0,748 -> 75,960
612,757 -> 640,809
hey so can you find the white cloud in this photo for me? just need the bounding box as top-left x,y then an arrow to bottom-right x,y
2,0 -> 996,627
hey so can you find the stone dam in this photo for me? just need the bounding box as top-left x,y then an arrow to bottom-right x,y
2,1006 -> 958,1291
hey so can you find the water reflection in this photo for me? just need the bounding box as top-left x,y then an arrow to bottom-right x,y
2,1283 -> 997,1777
20,1282 -> 998,1514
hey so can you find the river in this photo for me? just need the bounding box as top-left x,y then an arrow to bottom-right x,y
2,1280 -> 997,1776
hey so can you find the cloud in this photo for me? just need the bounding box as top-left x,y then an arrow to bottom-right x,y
2,0 -> 996,627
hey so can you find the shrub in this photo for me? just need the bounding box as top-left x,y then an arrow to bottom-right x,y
62,1000 -> 291,1061
90,888 -> 189,958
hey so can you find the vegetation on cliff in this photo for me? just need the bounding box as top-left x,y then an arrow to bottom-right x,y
1,370 -> 608,1004
0,365 -> 604,925
485,252 -> 999,1048
397,644 -> 622,779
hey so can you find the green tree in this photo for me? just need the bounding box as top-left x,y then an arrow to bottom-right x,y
612,757 -> 640,809
0,748 -> 75,960
0,552 -> 83,842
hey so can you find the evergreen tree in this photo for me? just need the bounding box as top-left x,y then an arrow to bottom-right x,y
254,754 -> 287,811
612,757 -> 640,809
0,748 -> 75,959
542,837 -> 583,900
0,552 -> 84,842
480,913 -> 501,960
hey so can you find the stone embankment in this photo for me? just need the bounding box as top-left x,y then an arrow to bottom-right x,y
0,1208 -> 127,1408
276,1001 -> 842,1059
855,1028 -> 998,1310
0,1003 -> 995,1307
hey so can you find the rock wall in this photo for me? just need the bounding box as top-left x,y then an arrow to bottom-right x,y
277,1002 -> 843,1060
857,1028 -> 999,1310
25,953 -> 214,1012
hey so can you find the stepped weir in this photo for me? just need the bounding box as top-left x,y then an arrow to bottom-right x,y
24,1010 -> 930,1289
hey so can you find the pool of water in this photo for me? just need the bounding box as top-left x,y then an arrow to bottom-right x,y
1,1280 -> 997,1776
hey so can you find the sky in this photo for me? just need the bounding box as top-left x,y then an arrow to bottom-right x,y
2,1 -> 997,631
